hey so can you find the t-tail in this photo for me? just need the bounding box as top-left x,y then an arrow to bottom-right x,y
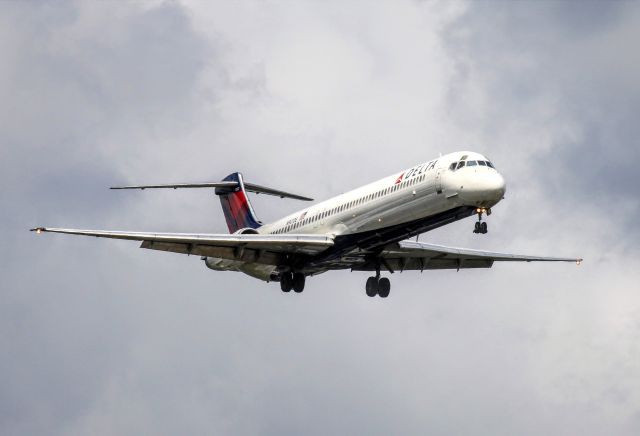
215,173 -> 261,233
109,173 -> 313,234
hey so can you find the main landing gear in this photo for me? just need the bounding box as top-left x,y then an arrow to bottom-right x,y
280,272 -> 305,293
473,207 -> 490,234
365,271 -> 391,298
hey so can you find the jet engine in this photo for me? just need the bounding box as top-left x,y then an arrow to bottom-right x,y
233,228 -> 260,235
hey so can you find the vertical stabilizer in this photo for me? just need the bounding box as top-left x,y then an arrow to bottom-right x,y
215,173 -> 261,233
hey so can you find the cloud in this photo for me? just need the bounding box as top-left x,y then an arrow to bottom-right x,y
2,1 -> 639,435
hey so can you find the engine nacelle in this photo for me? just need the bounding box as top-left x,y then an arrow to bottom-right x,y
203,256 -> 278,282
233,227 -> 260,235
204,257 -> 244,272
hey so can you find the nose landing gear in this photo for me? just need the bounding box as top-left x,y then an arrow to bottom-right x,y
473,208 -> 490,234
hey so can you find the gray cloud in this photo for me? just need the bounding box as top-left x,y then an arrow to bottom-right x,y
2,1 -> 640,435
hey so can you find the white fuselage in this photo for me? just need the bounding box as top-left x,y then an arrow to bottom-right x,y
259,151 -> 506,237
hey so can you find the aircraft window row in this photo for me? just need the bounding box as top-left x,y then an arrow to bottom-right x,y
449,160 -> 495,171
271,173 -> 427,234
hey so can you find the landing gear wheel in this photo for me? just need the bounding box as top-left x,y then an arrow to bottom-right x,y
365,276 -> 378,297
292,273 -> 305,293
474,222 -> 481,233
378,278 -> 391,298
480,222 -> 488,234
280,272 -> 293,292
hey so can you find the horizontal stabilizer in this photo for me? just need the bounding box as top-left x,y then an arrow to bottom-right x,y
110,181 -> 313,201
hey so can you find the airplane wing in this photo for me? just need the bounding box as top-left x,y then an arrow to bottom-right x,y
31,227 -> 333,264
343,240 -> 582,272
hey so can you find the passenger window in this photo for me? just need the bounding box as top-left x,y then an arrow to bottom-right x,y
456,161 -> 465,169
478,161 -> 486,166
467,161 -> 477,166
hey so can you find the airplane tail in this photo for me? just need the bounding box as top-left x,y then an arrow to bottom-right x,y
215,172 -> 262,233
110,173 -> 313,234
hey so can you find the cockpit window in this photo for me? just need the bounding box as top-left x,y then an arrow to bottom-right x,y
485,161 -> 495,168
449,162 -> 456,171
477,160 -> 486,166
456,161 -> 465,170
467,160 -> 477,166
460,155 -> 468,161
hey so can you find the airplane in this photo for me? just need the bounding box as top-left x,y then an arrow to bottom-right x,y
31,151 -> 581,298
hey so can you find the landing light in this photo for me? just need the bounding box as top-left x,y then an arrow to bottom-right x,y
36,228 -> 42,234
576,259 -> 582,266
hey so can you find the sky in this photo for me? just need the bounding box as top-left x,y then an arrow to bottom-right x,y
2,1 -> 640,435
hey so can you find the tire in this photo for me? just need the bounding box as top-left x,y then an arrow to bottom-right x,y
365,277 -> 378,297
481,222 -> 488,234
378,277 -> 391,298
280,273 -> 293,292
292,273 -> 305,293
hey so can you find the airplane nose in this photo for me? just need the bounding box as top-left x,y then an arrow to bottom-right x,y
493,172 -> 506,199
457,170 -> 506,206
